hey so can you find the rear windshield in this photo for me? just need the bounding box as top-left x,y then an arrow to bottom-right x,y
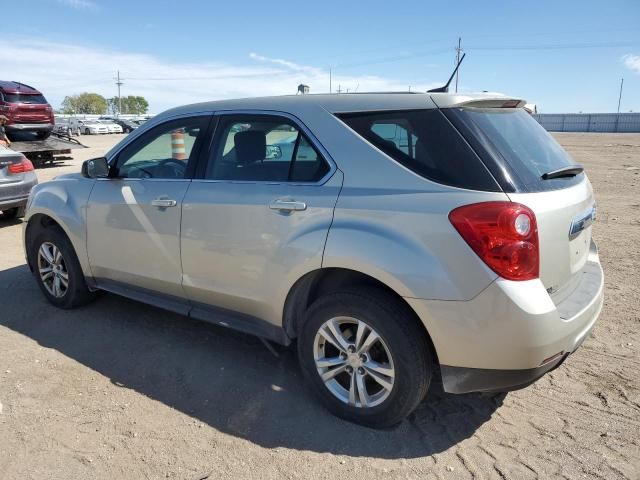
337,109 -> 500,191
445,108 -> 583,192
2,93 -> 48,104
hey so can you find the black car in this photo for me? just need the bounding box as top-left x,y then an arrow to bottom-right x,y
111,118 -> 138,133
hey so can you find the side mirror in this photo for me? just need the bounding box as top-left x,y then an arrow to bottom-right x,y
81,157 -> 110,178
265,145 -> 282,159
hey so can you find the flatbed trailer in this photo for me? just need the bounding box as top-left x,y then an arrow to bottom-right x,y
9,133 -> 86,167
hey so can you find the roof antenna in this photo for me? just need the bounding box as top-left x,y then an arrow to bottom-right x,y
428,53 -> 466,93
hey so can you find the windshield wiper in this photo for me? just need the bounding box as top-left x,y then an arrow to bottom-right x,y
541,165 -> 584,180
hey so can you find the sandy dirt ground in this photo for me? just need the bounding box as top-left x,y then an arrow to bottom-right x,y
0,133 -> 638,479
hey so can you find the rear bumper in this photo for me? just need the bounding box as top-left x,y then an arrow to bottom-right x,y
1,175 -> 38,211
406,240 -> 604,393
0,195 -> 29,211
440,353 -> 569,394
6,123 -> 53,132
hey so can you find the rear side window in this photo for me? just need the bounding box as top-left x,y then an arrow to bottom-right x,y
337,109 -> 500,191
2,93 -> 48,104
207,115 -> 330,183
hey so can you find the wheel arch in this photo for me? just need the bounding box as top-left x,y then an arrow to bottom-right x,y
25,213 -> 70,270
25,209 -> 93,284
283,267 -> 440,366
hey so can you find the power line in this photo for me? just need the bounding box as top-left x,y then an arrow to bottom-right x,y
468,40 -> 638,51
292,26 -> 639,65
119,39 -> 639,84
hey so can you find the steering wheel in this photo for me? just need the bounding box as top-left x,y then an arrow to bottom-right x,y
159,159 -> 188,178
127,166 -> 154,178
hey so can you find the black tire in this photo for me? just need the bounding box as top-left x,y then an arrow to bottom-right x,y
85,128 -> 91,135
36,130 -> 52,140
29,225 -> 97,309
298,288 -> 433,428
1,206 -> 26,219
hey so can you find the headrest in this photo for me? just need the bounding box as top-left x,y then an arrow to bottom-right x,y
234,130 -> 266,165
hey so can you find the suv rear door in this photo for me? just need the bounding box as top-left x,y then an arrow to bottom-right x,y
180,113 -> 341,330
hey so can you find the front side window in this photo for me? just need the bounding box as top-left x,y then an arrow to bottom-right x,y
207,115 -> 330,183
116,117 -> 207,179
338,109 -> 500,191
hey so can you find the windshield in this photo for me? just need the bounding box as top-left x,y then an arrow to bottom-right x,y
446,108 -> 583,192
2,93 -> 48,104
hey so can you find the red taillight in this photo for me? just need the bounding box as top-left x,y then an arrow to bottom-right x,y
8,157 -> 35,174
449,201 -> 539,281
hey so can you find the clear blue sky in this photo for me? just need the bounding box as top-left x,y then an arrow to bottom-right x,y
3,0 -> 639,113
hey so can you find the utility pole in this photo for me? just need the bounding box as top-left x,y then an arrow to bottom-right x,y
329,67 -> 332,94
115,71 -> 124,114
454,37 -> 463,93
617,78 -> 624,113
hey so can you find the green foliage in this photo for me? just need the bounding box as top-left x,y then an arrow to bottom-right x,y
107,96 -> 150,115
61,93 -> 108,115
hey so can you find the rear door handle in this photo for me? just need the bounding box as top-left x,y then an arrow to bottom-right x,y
151,198 -> 177,208
269,199 -> 307,212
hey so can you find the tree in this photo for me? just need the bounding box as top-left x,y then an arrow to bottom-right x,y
61,93 -> 108,115
107,95 -> 149,115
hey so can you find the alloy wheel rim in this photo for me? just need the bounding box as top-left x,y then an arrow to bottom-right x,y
313,316 -> 395,408
37,242 -> 69,298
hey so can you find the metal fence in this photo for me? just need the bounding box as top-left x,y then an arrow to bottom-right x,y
533,113 -> 640,133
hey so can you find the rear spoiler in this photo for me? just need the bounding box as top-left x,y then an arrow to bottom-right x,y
430,95 -> 526,109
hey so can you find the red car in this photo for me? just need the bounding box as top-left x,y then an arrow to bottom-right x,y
0,81 -> 54,139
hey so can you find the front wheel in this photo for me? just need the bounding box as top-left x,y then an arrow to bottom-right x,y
29,225 -> 97,309
84,128 -> 91,135
298,289 -> 433,428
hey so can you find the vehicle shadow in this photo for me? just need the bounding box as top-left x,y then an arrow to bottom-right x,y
0,263 -> 505,459
0,216 -> 23,227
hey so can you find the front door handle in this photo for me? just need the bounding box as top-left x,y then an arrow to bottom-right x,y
151,198 -> 177,208
269,199 -> 307,212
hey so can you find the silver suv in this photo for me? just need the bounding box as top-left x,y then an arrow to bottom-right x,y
23,93 -> 603,427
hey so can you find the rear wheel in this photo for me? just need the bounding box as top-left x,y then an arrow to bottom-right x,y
298,289 -> 433,428
29,225 -> 97,308
84,128 -> 91,135
1,206 -> 26,219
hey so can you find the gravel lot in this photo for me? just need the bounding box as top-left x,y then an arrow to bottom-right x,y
0,133 -> 638,479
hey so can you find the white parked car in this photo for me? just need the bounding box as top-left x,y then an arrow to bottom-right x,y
68,118 -> 108,135
98,120 -> 123,134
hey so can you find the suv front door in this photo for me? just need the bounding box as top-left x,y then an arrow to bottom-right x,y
180,113 -> 342,332
86,115 -> 211,311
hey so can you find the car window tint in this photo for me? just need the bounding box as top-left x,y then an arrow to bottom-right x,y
116,118 -> 206,179
338,109 -> 500,191
290,134 -> 330,182
207,115 -> 330,183
445,107 -> 583,192
2,93 -> 48,104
